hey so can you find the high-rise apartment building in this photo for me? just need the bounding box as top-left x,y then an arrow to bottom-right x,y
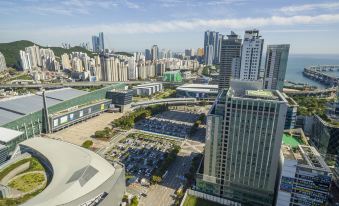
240,29 -> 264,81
204,31 -> 223,65
100,55 -> 127,82
61,53 -> 72,69
167,50 -> 172,59
20,50 -> 32,70
196,80 -> 288,206
185,49 -> 195,57
151,45 -> 159,61
128,56 -> 137,80
25,45 -> 42,68
218,31 -> 242,90
0,52 -> 6,71
92,32 -> 105,52
278,144 -> 332,205
197,48 -> 204,57
263,45 -> 290,91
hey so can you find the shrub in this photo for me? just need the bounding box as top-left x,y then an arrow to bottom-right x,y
82,140 -> 93,149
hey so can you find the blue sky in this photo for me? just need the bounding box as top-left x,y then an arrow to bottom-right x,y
1,0 -> 339,54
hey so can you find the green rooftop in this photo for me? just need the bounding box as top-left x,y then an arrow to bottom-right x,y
183,195 -> 223,206
282,134 -> 304,148
245,90 -> 277,99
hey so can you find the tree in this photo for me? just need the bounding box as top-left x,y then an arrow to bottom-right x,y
151,175 -> 162,184
81,140 -> 93,149
131,196 -> 139,206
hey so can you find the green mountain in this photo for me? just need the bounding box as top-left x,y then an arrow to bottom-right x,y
115,52 -> 133,57
0,40 -> 95,68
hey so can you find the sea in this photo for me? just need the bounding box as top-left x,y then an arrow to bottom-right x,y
285,54 -> 339,89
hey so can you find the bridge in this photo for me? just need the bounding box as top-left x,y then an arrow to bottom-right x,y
131,98 -> 200,109
284,87 -> 337,97
303,65 -> 339,86
0,81 -> 183,89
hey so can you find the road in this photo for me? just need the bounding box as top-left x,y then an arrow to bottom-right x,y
0,80 -> 184,89
139,140 -> 204,206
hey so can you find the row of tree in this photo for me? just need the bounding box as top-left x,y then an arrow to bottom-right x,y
112,105 -> 169,130
151,145 -> 181,184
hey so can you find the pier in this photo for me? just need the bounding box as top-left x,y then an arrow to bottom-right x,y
303,65 -> 339,86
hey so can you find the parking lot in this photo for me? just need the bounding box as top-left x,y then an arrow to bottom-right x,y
135,110 -> 201,138
105,132 -> 180,191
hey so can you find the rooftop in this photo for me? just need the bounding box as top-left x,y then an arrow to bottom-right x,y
282,134 -> 303,148
19,137 -> 117,206
177,84 -> 218,93
282,144 -> 331,172
245,90 -> 278,100
134,82 -> 162,88
0,127 -> 24,143
0,88 -> 88,126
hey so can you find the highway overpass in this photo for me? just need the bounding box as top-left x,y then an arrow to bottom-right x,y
131,98 -> 200,109
0,81 -> 184,89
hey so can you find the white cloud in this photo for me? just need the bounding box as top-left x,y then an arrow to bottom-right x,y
124,0 -> 140,9
279,2 -> 339,14
6,13 -> 338,39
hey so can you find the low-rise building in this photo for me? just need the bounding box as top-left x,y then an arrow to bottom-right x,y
162,71 -> 182,82
133,82 -> 163,96
106,90 -> 133,112
176,84 -> 218,101
0,127 -> 25,154
0,144 -> 8,165
283,94 -> 298,129
310,115 -> 339,155
16,137 -> 126,206
277,144 -> 332,206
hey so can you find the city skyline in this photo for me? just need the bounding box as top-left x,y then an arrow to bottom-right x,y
1,0 -> 339,54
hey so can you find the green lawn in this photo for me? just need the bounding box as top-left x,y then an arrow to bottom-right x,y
8,172 -> 45,192
282,134 -> 303,148
183,195 -> 223,206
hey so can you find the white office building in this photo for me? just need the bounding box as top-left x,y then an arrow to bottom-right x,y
240,29 -> 264,81
197,80 -> 288,206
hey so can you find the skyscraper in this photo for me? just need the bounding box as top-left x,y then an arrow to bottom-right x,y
145,49 -> 151,60
92,32 -> 105,52
0,52 -> 6,71
239,29 -> 264,81
218,31 -> 242,90
204,31 -> 223,65
151,45 -> 159,61
99,32 -> 104,52
196,80 -> 288,206
263,44 -> 290,91
92,36 -> 99,52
